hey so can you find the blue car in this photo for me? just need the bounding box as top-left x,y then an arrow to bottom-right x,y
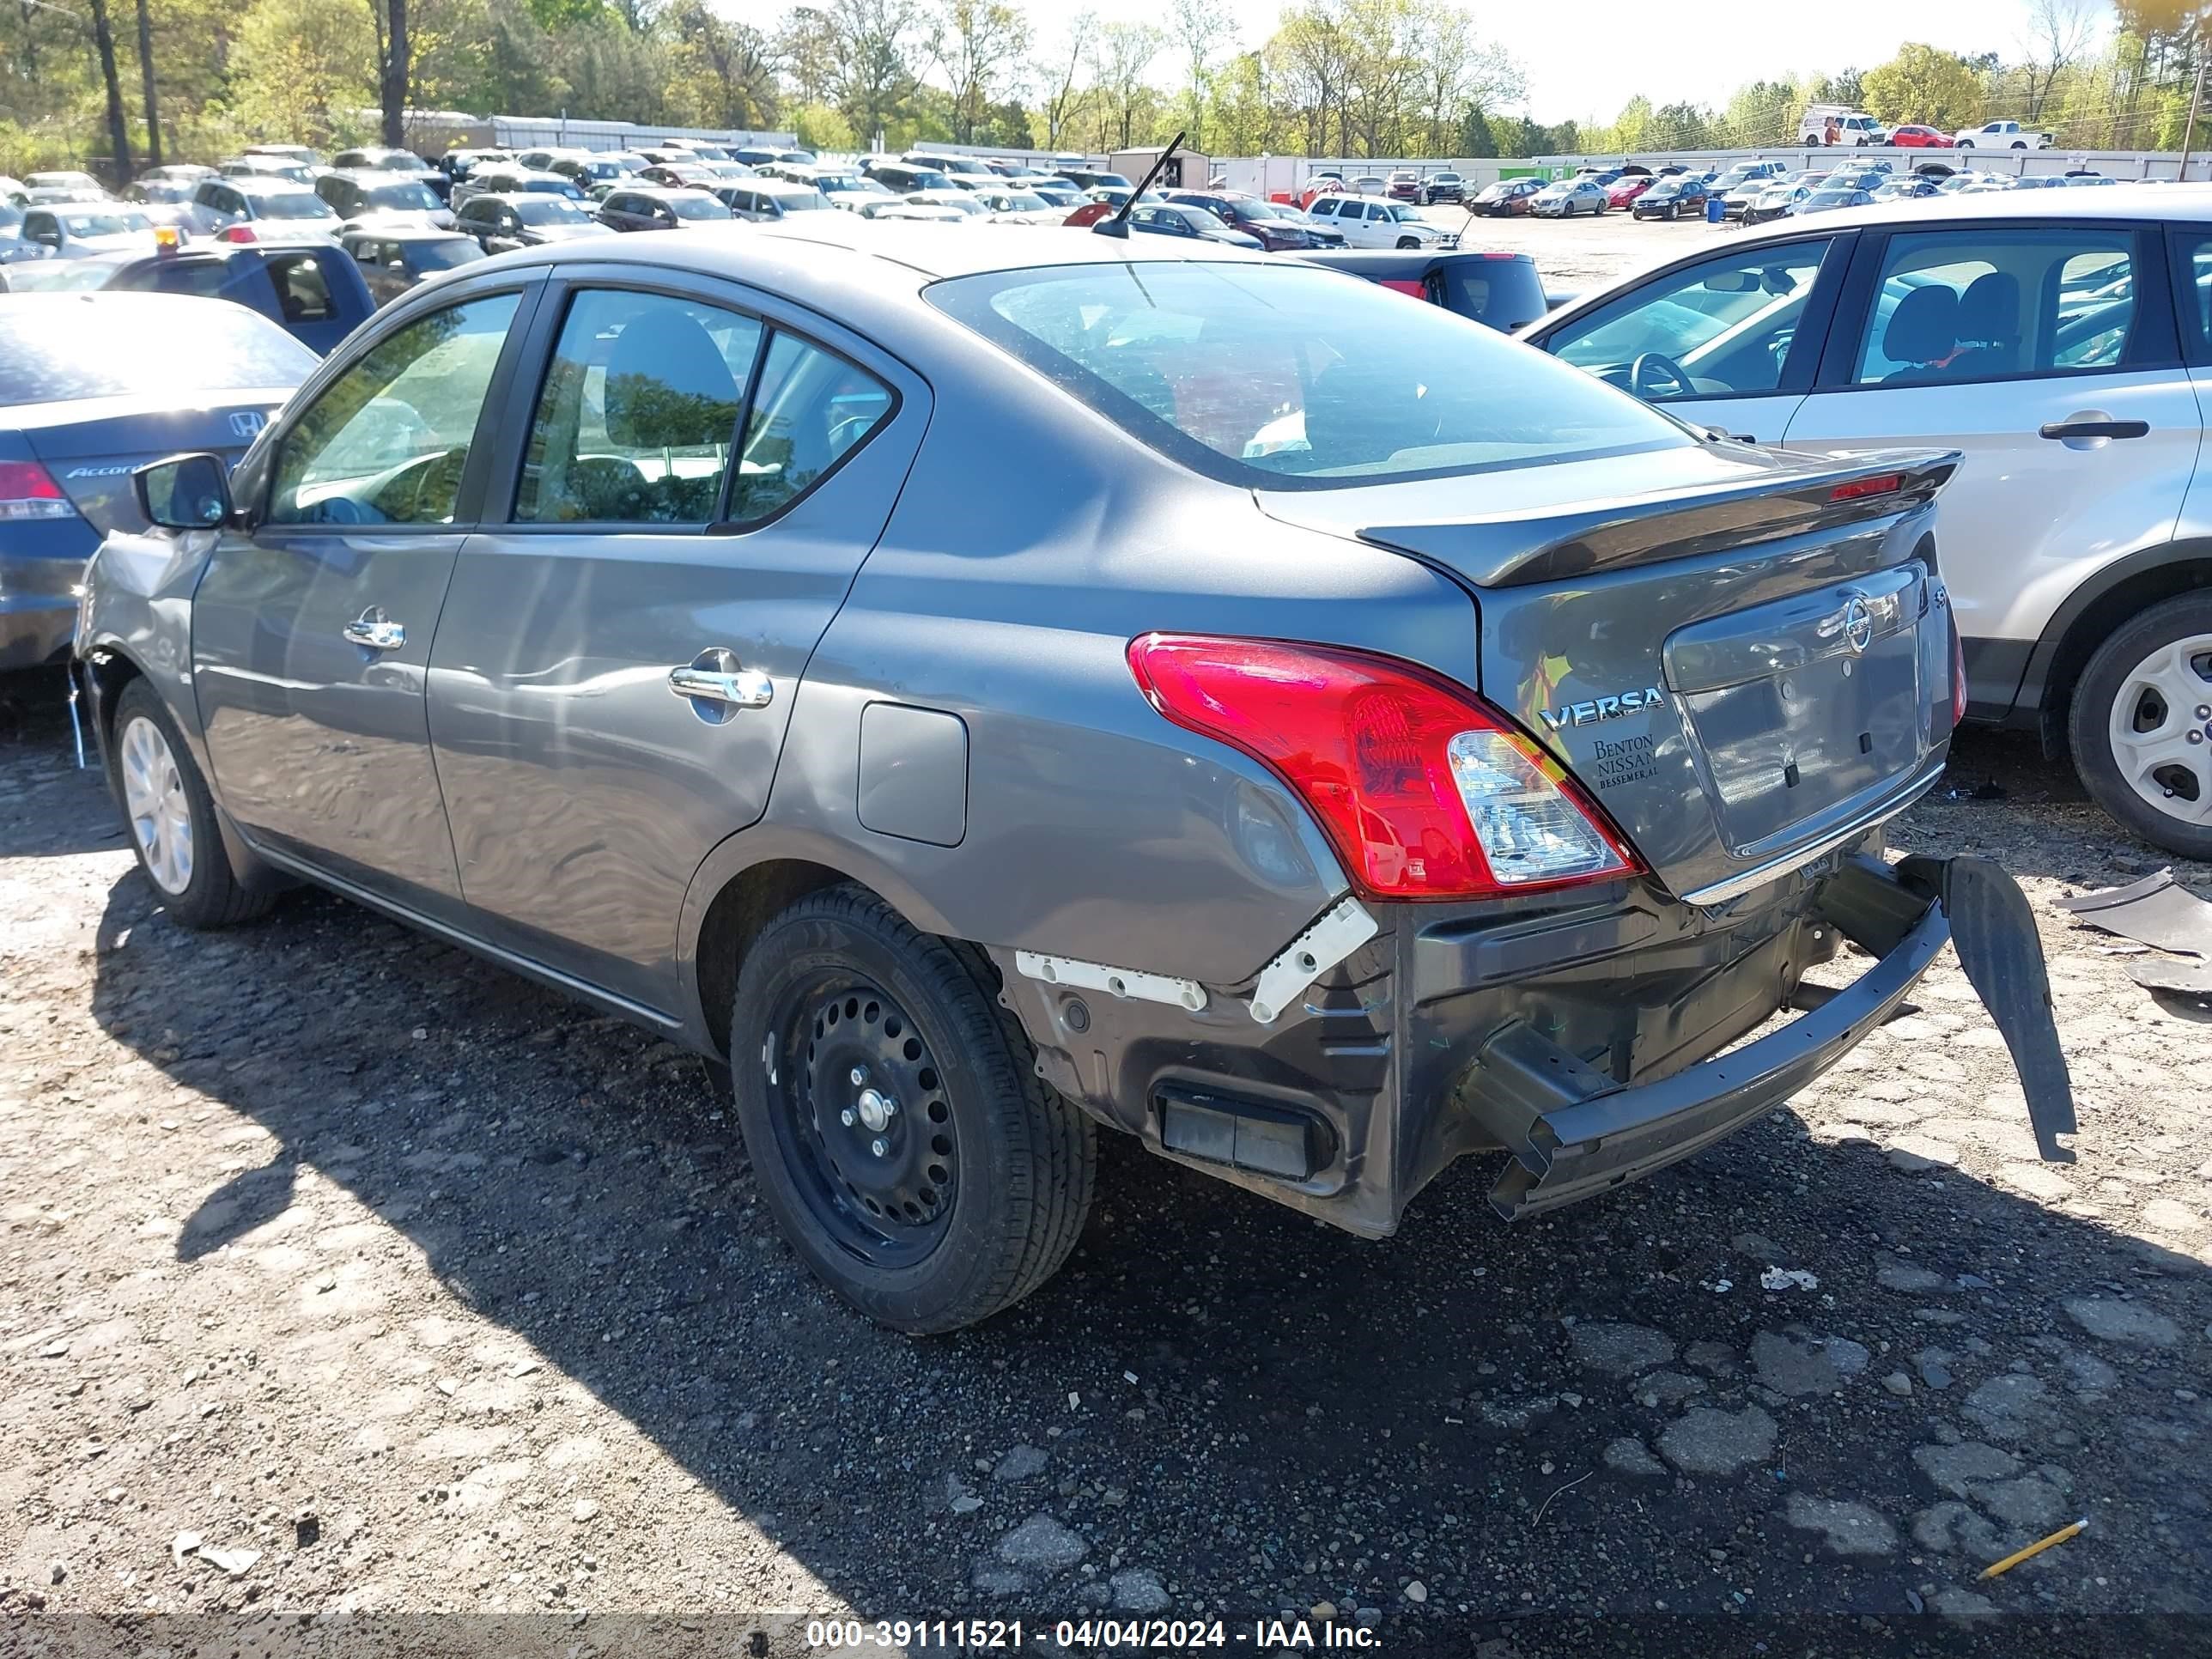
91,241 -> 376,356
0,293 -> 314,671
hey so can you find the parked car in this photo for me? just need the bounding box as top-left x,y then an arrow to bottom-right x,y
903,152 -> 997,180
720,180 -> 837,222
1607,173 -> 1657,210
453,167 -> 588,210
862,161 -> 956,195
596,185 -> 732,232
1530,179 -> 1608,218
331,146 -> 433,174
242,144 -> 320,169
1870,177 -> 1942,203
25,169 -> 104,196
1955,120 -> 2052,149
453,191 -> 610,253
15,204 -> 158,258
1164,190 -> 1333,249
1122,202 -> 1263,248
340,226 -> 487,305
122,179 -> 200,207
1305,194 -> 1450,248
1522,185 -> 2212,855
1799,105 -> 1887,146
770,167 -> 893,212
58,240 -> 375,353
220,155 -> 314,186
640,162 -> 729,192
1295,247 -> 1549,331
438,148 -> 513,179
966,189 -> 1063,226
1470,178 -> 1542,216
315,168 -> 455,229
1887,125 -> 1955,149
1796,186 -> 1875,216
188,177 -> 341,243
1056,167 -> 1132,191
75,224 -> 2068,1334
1746,180 -> 1814,223
1630,175 -> 1709,220
1386,170 -> 1421,202
2,293 -> 313,670
1420,172 -> 1466,205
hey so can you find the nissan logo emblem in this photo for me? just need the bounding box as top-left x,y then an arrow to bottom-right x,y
1843,595 -> 1874,655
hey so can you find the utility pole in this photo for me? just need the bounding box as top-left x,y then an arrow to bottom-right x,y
2182,46 -> 2207,182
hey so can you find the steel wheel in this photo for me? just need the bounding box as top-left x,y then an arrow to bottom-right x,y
2106,632 -> 2212,823
119,713 -> 194,895
765,973 -> 958,1269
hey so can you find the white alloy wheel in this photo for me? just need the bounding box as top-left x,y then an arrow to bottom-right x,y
120,713 -> 195,894
2106,632 -> 2212,824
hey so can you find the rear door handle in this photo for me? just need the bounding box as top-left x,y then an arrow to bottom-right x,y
343,608 -> 406,650
669,648 -> 773,710
2039,417 -> 2149,441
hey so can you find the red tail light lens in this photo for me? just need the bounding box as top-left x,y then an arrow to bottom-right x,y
1829,471 -> 1902,502
0,459 -> 77,522
1127,634 -> 1641,901
217,222 -> 257,243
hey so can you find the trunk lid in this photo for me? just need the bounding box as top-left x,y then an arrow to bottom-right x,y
18,390 -> 291,535
1256,441 -> 1961,903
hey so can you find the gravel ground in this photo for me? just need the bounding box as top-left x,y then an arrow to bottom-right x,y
3,626 -> 2210,1659
1416,198 -> 1713,297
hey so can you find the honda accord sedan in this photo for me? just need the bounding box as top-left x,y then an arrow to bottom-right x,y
2,293 -> 313,670
77,222 -> 2069,1331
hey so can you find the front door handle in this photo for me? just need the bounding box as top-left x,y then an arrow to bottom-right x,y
343,608 -> 406,650
2039,416 -> 2149,441
669,647 -> 773,711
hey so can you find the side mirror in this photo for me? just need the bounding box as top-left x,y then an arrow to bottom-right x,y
136,453 -> 233,530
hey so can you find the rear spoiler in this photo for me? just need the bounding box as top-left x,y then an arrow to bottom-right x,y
1363,450 -> 1960,589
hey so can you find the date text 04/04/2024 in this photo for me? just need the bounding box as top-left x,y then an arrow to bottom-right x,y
804,1619 -> 1382,1649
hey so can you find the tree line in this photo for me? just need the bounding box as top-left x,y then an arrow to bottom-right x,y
6,0 -> 2212,179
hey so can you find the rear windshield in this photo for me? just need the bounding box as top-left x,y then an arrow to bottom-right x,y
411,239 -> 486,270
513,197 -> 589,224
927,261 -> 1686,490
366,181 -> 441,210
0,300 -> 315,404
668,194 -> 732,220
255,192 -> 336,220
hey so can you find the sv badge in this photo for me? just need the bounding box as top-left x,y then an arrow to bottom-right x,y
1538,685 -> 1664,731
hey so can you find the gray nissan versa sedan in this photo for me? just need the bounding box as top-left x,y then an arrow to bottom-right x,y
76,222 -> 2073,1333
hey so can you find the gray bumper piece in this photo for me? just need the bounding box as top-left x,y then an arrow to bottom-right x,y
1475,855 -> 2073,1218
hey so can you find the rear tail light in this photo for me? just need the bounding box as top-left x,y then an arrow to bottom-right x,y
1829,471 -> 1902,502
1127,635 -> 1641,901
217,222 -> 258,243
0,459 -> 77,522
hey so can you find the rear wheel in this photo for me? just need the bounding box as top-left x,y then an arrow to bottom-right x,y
109,681 -> 270,928
2069,592 -> 2212,859
730,884 -> 1096,1333
2011,141 -> 2027,149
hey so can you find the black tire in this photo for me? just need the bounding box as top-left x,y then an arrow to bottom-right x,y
730,883 -> 1097,1334
1395,235 -> 1420,248
107,679 -> 272,928
2011,141 -> 2027,150
2067,591 -> 2212,860
1959,139 -> 1974,149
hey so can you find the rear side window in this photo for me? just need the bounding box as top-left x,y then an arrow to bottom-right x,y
929,262 -> 1686,489
515,289 -> 759,524
1850,228 -> 2139,384
267,252 -> 336,322
729,333 -> 895,524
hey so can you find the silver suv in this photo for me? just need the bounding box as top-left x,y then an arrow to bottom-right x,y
1524,186 -> 2212,859
77,225 -> 2070,1331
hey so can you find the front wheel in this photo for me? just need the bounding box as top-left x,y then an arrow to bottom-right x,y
1395,234 -> 1420,248
1959,139 -> 1974,149
109,680 -> 271,928
2068,592 -> 2212,859
730,884 -> 1097,1334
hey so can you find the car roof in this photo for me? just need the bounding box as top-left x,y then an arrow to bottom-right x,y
1729,180 -> 2203,240
231,176 -> 319,196
466,191 -> 578,207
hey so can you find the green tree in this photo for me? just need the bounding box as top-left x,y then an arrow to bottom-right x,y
1862,42 -> 1986,131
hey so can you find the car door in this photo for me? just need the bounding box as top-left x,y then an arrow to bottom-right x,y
423,269 -> 927,1009
191,276 -> 543,918
1783,222 -> 2201,702
22,210 -> 58,251
1529,232 -> 1851,445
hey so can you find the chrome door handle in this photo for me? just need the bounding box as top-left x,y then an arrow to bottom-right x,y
669,650 -> 773,710
343,609 -> 406,650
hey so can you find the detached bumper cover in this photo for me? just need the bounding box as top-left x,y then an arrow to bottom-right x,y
1470,854 -> 2073,1218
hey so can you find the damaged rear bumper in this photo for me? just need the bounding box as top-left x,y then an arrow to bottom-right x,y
1004,842 -> 2070,1238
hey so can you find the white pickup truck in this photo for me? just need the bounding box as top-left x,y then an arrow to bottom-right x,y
1953,119 -> 2053,149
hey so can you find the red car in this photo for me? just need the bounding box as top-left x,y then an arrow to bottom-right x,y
1887,125 -> 1954,148
1386,171 -> 1421,201
1605,173 -> 1656,208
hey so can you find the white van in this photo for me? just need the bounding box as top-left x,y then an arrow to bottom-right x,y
1799,105 -> 1887,147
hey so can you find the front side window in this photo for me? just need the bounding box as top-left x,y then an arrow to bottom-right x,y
267,252 -> 335,322
267,292 -> 520,526
1851,229 -> 2137,384
929,261 -> 1685,489
1549,240 -> 1833,401
515,289 -> 759,524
